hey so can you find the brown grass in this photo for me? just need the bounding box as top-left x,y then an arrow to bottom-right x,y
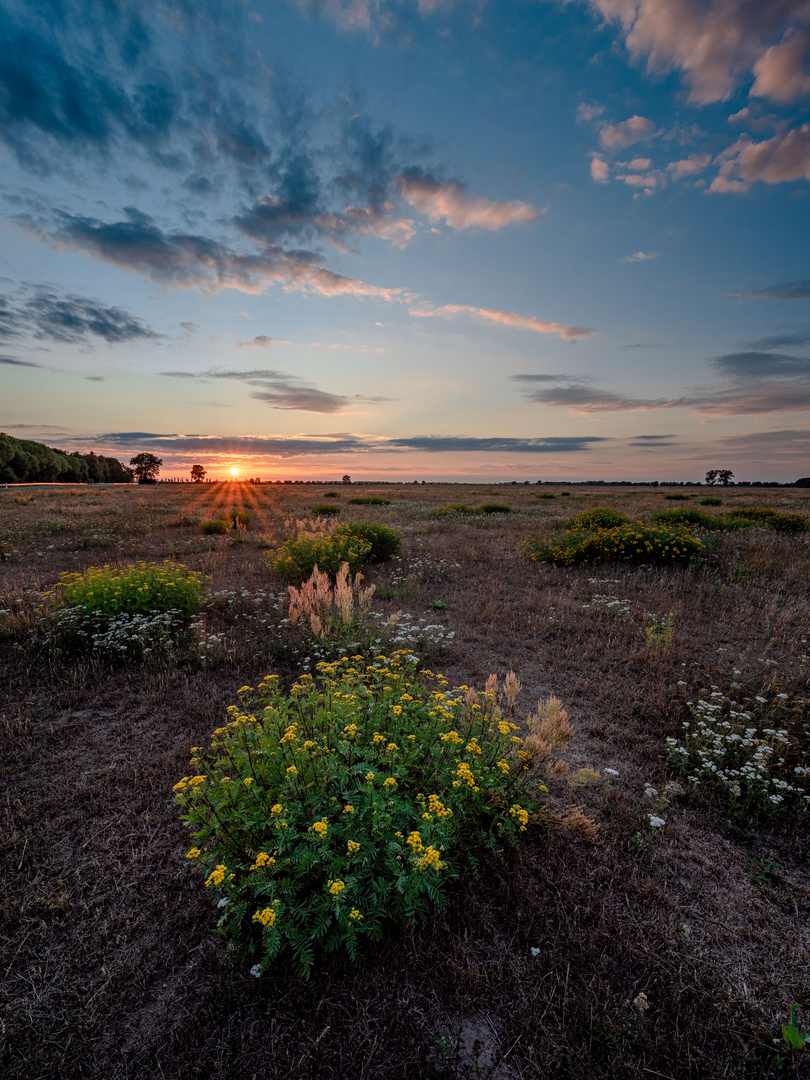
1,481 -> 809,1079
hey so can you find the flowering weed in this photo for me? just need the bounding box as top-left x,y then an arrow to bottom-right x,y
526,522 -> 701,568
175,655 -> 568,977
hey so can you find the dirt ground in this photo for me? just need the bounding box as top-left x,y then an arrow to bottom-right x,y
1,481 -> 808,1079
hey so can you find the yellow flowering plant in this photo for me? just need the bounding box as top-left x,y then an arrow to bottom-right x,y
174,654 -> 563,978
49,560 -> 207,618
525,521 -> 702,568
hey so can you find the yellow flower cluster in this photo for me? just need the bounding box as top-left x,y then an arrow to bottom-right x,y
456,761 -> 479,791
252,906 -> 276,927
496,760 -> 510,774
349,909 -> 363,920
185,848 -> 201,859
343,724 -> 358,736
270,803 -> 284,815
312,818 -> 328,837
347,840 -> 360,854
383,777 -> 398,788
427,794 -> 452,818
372,733 -> 385,743
205,864 -> 227,887
416,845 -> 443,872
440,730 -> 463,745
509,804 -> 529,831
327,879 -> 345,896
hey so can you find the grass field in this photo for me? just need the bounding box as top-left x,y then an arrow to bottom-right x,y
1,481 -> 809,1079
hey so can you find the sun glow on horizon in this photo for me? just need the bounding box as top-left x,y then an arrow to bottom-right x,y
229,467 -> 240,476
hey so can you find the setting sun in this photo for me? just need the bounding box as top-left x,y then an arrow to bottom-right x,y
229,467 -> 239,476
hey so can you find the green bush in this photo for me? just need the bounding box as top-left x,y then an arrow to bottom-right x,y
200,518 -> 229,535
323,492 -> 340,499
229,507 -> 252,528
347,496 -> 391,506
725,506 -> 777,522
175,654 -> 557,977
699,497 -> 722,506
429,503 -> 478,519
50,560 -> 206,618
269,532 -> 373,584
478,503 -> 511,514
535,493 -> 556,500
311,504 -> 341,517
664,493 -> 691,501
565,507 -> 630,530
336,521 -> 402,561
650,508 -> 736,529
768,512 -> 809,533
526,521 -> 702,568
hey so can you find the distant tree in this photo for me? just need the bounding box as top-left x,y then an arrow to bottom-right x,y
342,474 -> 351,484
130,452 -> 163,484
705,469 -> 734,486
795,477 -> 810,488
191,464 -> 206,483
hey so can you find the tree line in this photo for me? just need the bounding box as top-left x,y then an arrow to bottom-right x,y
0,433 -> 134,484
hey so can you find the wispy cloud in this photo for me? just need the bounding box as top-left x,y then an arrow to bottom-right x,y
393,171 -> 538,231
734,280 -> 810,301
599,115 -> 656,150
235,336 -> 292,348
578,0 -> 810,106
411,304 -> 593,340
0,286 -> 158,344
621,251 -> 659,263
161,366 -> 354,413
0,355 -> 42,367
710,125 -> 810,193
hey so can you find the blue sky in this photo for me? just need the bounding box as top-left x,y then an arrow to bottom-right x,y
2,0 -> 810,481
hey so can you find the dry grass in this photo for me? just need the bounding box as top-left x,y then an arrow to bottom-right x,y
1,481 -> 809,1079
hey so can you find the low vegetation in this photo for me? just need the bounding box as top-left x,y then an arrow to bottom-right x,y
1,480 -> 809,1078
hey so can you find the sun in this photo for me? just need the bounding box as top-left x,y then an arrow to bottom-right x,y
229,467 -> 239,476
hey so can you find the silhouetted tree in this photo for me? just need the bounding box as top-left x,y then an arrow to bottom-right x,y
130,452 -> 163,484
191,464 -> 206,483
706,469 -> 734,486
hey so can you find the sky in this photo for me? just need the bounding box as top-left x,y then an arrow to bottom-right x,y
2,0 -> 810,483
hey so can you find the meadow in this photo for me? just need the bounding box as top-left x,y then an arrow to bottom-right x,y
1,480 -> 808,1079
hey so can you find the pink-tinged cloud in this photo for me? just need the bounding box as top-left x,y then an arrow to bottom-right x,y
751,30 -> 810,103
393,173 -> 538,231
599,115 -> 656,149
667,153 -> 712,179
579,0 -> 810,106
710,124 -> 810,192
411,304 -> 593,340
235,336 -> 292,348
590,154 -> 610,182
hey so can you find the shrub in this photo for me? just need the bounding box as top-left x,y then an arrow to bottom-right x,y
269,532 -> 372,585
175,657 -> 568,977
565,507 -> 630,530
311,504 -> 341,517
429,503 -> 477,519
229,507 -> 252,528
336,521 -> 402,561
200,518 -> 229,535
664,493 -> 691,501
347,496 -> 391,506
526,522 -> 702,568
535,492 -> 556,500
478,503 -> 511,514
323,492 -> 340,499
725,506 -> 777,522
51,560 -> 206,618
768,512 -> 809,533
699,497 -> 722,506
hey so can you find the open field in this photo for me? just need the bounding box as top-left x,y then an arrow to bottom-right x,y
1,481 -> 809,1079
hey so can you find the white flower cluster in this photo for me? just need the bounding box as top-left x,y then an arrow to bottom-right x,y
387,556 -> 461,586
666,687 -> 808,813
46,604 -> 182,662
581,593 -> 631,618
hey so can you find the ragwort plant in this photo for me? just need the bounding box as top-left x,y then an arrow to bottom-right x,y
175,657 -> 569,978
525,522 -> 702,568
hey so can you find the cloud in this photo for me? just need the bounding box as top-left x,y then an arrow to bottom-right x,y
667,153 -> 712,179
578,0 -> 810,106
161,366 -> 352,413
745,330 -> 810,348
711,124 -> 810,192
711,350 -> 810,378
0,355 -> 42,366
0,288 -> 159,344
411,304 -> 593,340
621,251 -> 659,263
599,115 -> 656,150
88,430 -> 610,457
714,426 -> 810,456
590,154 -> 610,183
35,207 -> 402,300
736,280 -> 810,301
577,102 -> 605,123
513,376 -> 674,412
393,171 -> 538,231
235,336 -> 292,348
